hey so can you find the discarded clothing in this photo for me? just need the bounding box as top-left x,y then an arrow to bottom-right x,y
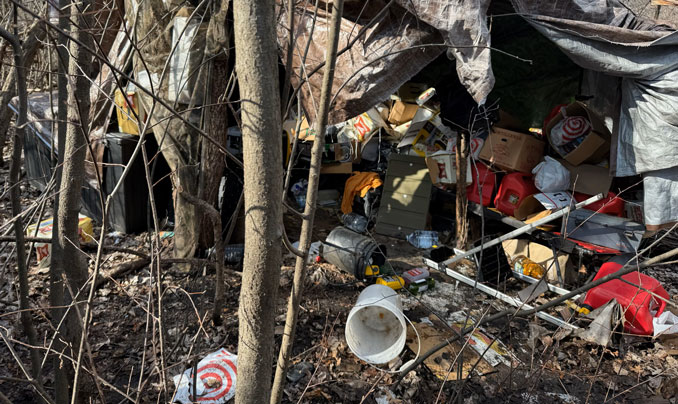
341,172 -> 383,214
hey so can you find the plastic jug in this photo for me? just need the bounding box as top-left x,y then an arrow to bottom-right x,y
493,173 -> 538,217
574,191 -> 624,217
467,162 -> 496,207
583,256 -> 670,335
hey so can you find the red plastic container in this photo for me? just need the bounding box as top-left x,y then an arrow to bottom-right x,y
493,173 -> 538,217
583,256 -> 669,335
574,191 -> 624,217
467,162 -> 496,207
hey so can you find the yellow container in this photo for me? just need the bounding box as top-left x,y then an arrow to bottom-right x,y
512,255 -> 545,279
376,275 -> 405,290
365,265 -> 380,277
114,88 -> 147,135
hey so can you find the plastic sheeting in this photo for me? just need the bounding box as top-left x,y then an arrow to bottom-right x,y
276,0 -> 444,124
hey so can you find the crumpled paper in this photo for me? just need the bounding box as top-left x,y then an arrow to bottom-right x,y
173,349 -> 237,404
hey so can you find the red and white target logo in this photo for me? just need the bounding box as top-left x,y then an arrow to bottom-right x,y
173,349 -> 237,404
550,115 -> 591,146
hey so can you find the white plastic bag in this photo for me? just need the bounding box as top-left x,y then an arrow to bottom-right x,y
532,156 -> 570,193
173,349 -> 237,404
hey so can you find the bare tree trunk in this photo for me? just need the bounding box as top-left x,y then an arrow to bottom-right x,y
50,1 -> 71,402
0,20 -> 45,166
198,0 -> 230,249
455,132 -> 469,249
181,192 -> 226,324
55,1 -> 94,399
198,60 -> 229,248
269,1 -> 344,403
233,0 -> 283,402
0,24 -> 42,386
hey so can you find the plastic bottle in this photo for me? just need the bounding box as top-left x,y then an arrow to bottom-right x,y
406,231 -> 439,249
512,255 -> 545,279
342,212 -> 368,233
291,180 -> 308,208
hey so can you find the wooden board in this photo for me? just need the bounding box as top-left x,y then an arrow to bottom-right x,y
406,322 -> 494,380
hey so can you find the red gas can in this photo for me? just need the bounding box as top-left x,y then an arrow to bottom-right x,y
574,191 -> 625,217
493,173 -> 538,217
467,162 -> 496,207
583,256 -> 669,335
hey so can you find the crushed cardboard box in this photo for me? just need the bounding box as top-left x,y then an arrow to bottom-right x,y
502,239 -> 574,283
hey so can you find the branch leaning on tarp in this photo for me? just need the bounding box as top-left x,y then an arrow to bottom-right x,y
396,223 -> 678,381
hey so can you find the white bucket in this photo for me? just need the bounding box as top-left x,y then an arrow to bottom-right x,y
345,284 -> 407,364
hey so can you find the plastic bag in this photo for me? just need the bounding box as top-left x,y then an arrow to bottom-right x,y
532,156 -> 570,193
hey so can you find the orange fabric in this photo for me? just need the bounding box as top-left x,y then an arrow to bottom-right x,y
341,172 -> 383,214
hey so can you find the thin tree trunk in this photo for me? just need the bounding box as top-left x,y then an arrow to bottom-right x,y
0,20 -> 45,166
181,192 -> 225,325
50,1 -> 71,402
56,1 -> 94,399
455,132 -> 468,249
198,59 -> 229,248
233,0 -> 283,401
0,24 -> 42,386
270,1 -> 344,403
198,0 -> 230,249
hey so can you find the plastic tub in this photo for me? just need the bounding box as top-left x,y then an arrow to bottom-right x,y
345,284 -> 407,364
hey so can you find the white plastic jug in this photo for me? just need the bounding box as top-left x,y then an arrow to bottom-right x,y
345,284 -> 407,364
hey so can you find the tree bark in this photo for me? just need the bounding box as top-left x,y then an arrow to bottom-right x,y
55,1 -> 94,398
0,24 -> 42,387
50,1 -> 71,402
198,61 -> 229,248
455,132 -> 468,249
233,0 -> 283,402
198,0 -> 230,249
0,20 -> 45,166
269,1 -> 344,403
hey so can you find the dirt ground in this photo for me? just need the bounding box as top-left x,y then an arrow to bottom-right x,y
1,150 -> 678,403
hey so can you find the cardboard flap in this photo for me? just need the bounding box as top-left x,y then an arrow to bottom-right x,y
558,159 -> 612,196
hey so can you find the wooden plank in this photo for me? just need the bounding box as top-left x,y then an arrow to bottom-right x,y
406,322 -> 493,380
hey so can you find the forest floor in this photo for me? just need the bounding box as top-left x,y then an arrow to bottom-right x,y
1,147 -> 678,403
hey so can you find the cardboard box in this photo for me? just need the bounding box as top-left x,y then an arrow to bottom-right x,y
396,82 -> 429,102
27,215 -> 94,268
558,159 -> 612,196
114,89 -> 148,135
425,152 -> 471,185
544,102 -> 611,166
502,239 -> 574,283
388,101 -> 419,125
320,162 -> 352,174
479,127 -> 545,173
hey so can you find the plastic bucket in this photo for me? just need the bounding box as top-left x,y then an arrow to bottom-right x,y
322,226 -> 379,278
345,284 -> 407,364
